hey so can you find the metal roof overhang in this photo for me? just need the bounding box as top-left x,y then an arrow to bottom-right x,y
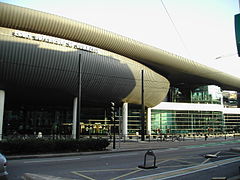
0,2 -> 240,91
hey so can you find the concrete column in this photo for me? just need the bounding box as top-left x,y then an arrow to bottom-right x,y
238,92 -> 240,108
147,108 -> 151,135
122,102 -> 128,138
0,90 -> 5,141
72,97 -> 77,139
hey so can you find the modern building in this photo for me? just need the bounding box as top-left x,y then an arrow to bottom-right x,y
150,87 -> 240,135
0,3 -> 240,139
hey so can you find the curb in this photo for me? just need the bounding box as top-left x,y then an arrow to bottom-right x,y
6,147 -> 167,160
7,138 -> 240,160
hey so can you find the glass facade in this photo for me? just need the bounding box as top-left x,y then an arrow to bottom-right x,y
223,91 -> 238,108
4,105 -> 112,137
224,114 -> 240,132
192,86 -> 222,104
117,105 -> 145,135
151,110 -> 224,135
2,84 -> 239,137
3,104 -> 145,137
4,106 -> 73,137
170,85 -> 223,104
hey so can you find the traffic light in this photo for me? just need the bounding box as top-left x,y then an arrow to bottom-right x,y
110,101 -> 116,149
110,102 -> 115,122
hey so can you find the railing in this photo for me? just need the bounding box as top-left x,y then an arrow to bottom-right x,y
1,132 -> 240,142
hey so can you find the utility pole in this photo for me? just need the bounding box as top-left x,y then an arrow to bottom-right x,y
76,54 -> 82,139
141,70 -> 145,141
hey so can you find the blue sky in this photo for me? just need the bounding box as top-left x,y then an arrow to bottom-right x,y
1,0 -> 240,76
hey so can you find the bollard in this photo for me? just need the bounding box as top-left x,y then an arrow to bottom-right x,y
205,134 -> 208,141
138,150 -> 157,169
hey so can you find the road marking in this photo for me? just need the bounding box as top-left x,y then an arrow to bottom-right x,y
154,148 -> 180,153
110,169 -> 142,180
100,152 -> 139,158
128,156 -> 240,180
219,154 -> 239,158
201,151 -> 220,164
72,171 -> 95,180
24,157 -> 82,163
156,159 -> 172,165
156,158 -> 198,168
174,159 -> 197,165
160,163 -> 196,168
75,168 -> 137,173
184,145 -> 205,149
201,158 -> 210,164
182,140 -> 240,149
72,168 -> 140,180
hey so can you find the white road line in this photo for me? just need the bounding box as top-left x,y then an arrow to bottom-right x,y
155,148 -> 179,153
24,157 -> 82,163
128,156 -> 240,180
100,152 -> 140,158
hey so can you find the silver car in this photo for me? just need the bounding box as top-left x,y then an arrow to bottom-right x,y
0,153 -> 7,179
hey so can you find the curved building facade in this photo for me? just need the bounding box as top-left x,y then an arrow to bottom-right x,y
0,27 -> 169,107
0,3 -> 240,138
0,3 -> 171,138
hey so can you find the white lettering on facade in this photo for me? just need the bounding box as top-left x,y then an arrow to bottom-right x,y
12,31 -> 98,53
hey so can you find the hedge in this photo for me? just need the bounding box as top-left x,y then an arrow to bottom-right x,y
0,138 -> 110,155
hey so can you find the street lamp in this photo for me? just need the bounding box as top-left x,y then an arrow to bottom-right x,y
76,54 -> 82,139
141,69 -> 145,141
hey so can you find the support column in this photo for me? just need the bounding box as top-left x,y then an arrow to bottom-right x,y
147,108 -> 151,135
122,102 -> 128,139
0,90 -> 5,141
237,92 -> 240,108
72,97 -> 77,139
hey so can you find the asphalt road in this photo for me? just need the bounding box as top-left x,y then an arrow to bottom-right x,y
7,140 -> 240,180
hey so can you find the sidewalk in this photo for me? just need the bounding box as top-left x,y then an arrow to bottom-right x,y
7,136 -> 240,160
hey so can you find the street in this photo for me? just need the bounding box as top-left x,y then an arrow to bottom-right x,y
7,139 -> 240,180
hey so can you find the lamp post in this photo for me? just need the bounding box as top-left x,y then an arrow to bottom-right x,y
76,54 -> 82,139
141,69 -> 145,141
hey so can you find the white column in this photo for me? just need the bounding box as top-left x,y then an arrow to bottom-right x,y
122,102 -> 128,138
147,108 -> 152,135
72,97 -> 77,139
0,90 -> 5,141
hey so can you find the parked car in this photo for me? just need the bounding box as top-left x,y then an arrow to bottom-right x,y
0,153 -> 7,179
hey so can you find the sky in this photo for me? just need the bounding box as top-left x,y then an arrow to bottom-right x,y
1,0 -> 240,77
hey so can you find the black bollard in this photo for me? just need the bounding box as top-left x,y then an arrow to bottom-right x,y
138,150 -> 157,169
205,134 -> 208,141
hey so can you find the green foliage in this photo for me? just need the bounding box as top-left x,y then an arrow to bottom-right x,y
0,138 -> 110,155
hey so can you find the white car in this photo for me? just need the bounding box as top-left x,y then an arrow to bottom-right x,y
0,153 -> 7,179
